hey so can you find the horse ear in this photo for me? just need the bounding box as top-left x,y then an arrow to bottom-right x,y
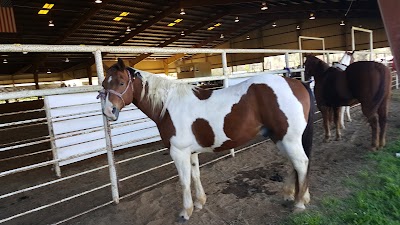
117,58 -> 126,70
351,50 -> 355,54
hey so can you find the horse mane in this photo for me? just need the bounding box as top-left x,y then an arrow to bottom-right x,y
136,69 -> 196,117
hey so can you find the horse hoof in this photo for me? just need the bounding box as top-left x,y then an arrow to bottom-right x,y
336,137 -> 341,141
370,146 -> 378,152
323,138 -> 330,143
177,216 -> 189,223
293,206 -> 306,213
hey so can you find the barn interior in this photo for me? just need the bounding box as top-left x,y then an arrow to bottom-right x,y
0,0 -> 390,89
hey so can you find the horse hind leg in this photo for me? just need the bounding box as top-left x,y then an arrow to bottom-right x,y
367,113 -> 380,151
321,106 -> 332,142
334,107 -> 342,141
340,107 -> 346,129
346,106 -> 352,122
378,99 -> 389,148
277,138 -> 310,211
190,153 -> 207,211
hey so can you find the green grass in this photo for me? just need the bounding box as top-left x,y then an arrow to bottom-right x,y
284,139 -> 400,225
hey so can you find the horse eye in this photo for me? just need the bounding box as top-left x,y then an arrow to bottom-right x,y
119,82 -> 124,86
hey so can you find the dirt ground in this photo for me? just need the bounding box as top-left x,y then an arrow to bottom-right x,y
1,89 -> 400,225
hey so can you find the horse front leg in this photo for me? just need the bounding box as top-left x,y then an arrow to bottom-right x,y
191,153 -> 207,211
170,145 -> 193,222
321,107 -> 331,142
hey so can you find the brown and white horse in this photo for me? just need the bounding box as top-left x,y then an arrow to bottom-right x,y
99,59 -> 314,221
304,55 -> 391,150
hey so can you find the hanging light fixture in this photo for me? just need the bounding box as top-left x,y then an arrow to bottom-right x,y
3,59 -> 7,64
23,51 -> 28,54
47,69 -> 51,74
234,16 -> 239,22
126,26 -> 131,32
246,35 -> 250,40
181,31 -> 185,36
296,25 -> 301,30
95,0 -> 102,3
220,34 -> 224,39
65,58 -> 70,63
309,13 -> 315,20
48,20 -> 54,26
261,2 -> 268,10
272,22 -> 277,27
180,8 -> 186,15
340,20 -> 345,26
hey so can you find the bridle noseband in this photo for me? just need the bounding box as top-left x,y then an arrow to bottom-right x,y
97,69 -> 134,107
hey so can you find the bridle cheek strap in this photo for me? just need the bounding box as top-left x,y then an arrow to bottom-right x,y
97,69 -> 134,107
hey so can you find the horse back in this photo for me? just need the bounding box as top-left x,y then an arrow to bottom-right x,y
346,61 -> 392,117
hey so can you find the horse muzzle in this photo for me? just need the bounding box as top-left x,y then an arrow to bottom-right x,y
103,105 -> 120,121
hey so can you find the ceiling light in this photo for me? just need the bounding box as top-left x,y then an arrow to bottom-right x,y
167,23 -> 176,27
47,69 -> 51,74
65,58 -> 70,63
340,20 -> 345,26
309,13 -> 315,20
38,10 -> 49,15
43,3 -> 54,9
113,17 -> 123,21
246,35 -> 250,40
3,59 -> 7,64
48,20 -> 54,26
296,25 -> 300,30
220,34 -> 224,39
119,12 -> 129,17
174,19 -> 183,23
181,31 -> 185,36
214,23 -> 222,27
23,51 -> 28,54
126,26 -> 131,32
95,0 -> 102,3
261,2 -> 268,10
235,16 -> 239,22
207,27 -> 215,31
272,22 -> 277,27
180,8 -> 186,15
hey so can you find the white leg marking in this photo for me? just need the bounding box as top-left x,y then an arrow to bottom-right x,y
346,106 -> 352,122
170,145 -> 193,221
191,153 -> 206,211
283,169 -> 296,201
340,107 -> 346,129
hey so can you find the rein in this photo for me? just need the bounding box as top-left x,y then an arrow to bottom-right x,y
97,69 -> 134,107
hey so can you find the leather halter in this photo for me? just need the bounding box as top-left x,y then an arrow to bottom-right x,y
97,69 -> 134,107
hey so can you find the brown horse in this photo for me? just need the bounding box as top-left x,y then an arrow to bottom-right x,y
99,59 -> 314,221
304,55 -> 392,150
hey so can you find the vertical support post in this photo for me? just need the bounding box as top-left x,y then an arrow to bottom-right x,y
284,52 -> 290,77
396,73 -> 399,89
44,97 -> 61,178
86,66 -> 93,85
370,31 -> 374,61
94,50 -> 120,204
351,28 -> 355,51
326,53 -> 330,65
222,51 -> 234,157
34,70 -> 39,90
222,51 -> 229,88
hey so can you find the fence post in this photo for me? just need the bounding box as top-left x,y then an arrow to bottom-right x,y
44,97 -> 61,178
284,53 -> 290,77
222,51 -> 229,88
94,50 -> 120,204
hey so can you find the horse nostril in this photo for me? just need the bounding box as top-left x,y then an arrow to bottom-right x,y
112,106 -> 117,114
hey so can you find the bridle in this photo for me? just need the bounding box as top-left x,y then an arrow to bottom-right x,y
97,69 -> 134,107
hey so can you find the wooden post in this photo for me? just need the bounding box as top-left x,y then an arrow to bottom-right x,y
86,66 -> 93,85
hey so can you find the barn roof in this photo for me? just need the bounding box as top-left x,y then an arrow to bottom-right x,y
0,0 -> 381,76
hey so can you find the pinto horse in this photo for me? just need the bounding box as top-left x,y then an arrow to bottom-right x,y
99,59 -> 314,221
304,55 -> 391,150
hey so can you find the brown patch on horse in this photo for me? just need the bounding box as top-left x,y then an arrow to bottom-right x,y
215,84 -> 289,152
191,118 -> 215,147
192,88 -> 213,100
284,77 -> 309,121
157,110 -> 176,148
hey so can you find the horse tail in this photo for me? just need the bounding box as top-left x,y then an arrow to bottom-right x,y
294,83 -> 314,204
302,83 -> 314,158
367,63 -> 391,119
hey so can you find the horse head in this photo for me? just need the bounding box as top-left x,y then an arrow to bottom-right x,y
339,51 -> 355,65
99,58 -> 142,121
304,55 -> 326,81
